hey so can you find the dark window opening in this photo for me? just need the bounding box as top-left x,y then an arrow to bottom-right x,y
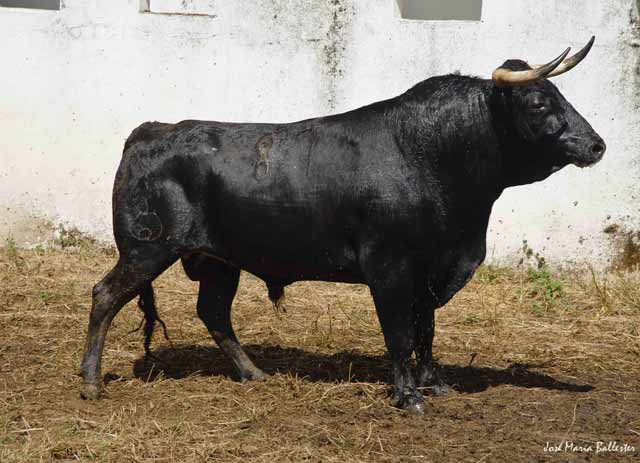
397,0 -> 482,21
0,0 -> 60,10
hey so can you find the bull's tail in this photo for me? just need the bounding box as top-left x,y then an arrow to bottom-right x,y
130,283 -> 172,360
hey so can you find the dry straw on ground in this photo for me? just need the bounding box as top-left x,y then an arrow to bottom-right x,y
0,243 -> 638,462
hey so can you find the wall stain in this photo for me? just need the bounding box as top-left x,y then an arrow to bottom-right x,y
604,223 -> 640,271
47,18 -> 112,40
603,223 -> 621,235
321,0 -> 355,111
623,1 -> 640,111
631,1 -> 640,86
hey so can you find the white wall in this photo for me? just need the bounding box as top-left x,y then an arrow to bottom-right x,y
1,0 -> 638,268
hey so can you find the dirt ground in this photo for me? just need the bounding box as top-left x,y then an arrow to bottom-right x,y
0,245 -> 638,462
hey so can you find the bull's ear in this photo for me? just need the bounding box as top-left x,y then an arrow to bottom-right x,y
532,36 -> 595,78
492,48 -> 570,86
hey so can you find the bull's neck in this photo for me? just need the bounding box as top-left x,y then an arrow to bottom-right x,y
390,78 -> 505,203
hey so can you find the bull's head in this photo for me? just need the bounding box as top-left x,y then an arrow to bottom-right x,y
490,37 -> 605,184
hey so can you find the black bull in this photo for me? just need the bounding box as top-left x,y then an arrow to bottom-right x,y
81,46 -> 605,414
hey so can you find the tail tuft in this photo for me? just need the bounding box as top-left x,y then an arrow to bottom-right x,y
130,284 -> 172,360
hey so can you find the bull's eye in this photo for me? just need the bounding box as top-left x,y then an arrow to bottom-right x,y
529,101 -> 547,113
524,92 -> 548,114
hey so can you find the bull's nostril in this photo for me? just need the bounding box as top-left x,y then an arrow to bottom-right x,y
591,142 -> 606,156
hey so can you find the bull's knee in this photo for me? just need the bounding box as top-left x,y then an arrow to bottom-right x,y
92,279 -> 107,300
92,280 -> 112,307
89,281 -> 117,323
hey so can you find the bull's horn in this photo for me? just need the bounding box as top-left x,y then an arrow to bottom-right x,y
532,36 -> 595,78
492,47 -> 570,86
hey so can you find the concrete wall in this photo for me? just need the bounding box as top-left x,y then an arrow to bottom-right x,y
1,0 -> 639,268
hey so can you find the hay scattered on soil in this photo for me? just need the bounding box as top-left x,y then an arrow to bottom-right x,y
0,247 -> 638,462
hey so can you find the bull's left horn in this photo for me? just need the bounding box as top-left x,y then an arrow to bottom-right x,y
532,36 -> 595,78
492,47 -> 570,86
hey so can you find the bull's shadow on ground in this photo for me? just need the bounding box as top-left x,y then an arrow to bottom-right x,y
129,344 -> 593,394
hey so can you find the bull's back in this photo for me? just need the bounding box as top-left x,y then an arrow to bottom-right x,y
117,118 -> 390,279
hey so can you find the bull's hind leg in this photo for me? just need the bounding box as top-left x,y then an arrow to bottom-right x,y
196,261 -> 265,382
80,250 -> 177,399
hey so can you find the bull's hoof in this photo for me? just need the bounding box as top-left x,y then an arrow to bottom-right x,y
391,391 -> 425,415
239,368 -> 267,383
80,383 -> 103,400
403,399 -> 426,415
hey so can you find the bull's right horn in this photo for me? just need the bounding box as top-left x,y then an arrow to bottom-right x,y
532,36 -> 595,78
492,47 -> 571,87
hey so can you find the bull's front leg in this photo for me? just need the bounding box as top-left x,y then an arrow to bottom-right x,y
414,256 -> 483,395
361,246 -> 424,415
414,304 -> 451,396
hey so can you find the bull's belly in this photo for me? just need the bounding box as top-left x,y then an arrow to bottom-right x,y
243,259 -> 364,283
195,248 -> 364,283
197,222 -> 363,283
194,191 -> 363,281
